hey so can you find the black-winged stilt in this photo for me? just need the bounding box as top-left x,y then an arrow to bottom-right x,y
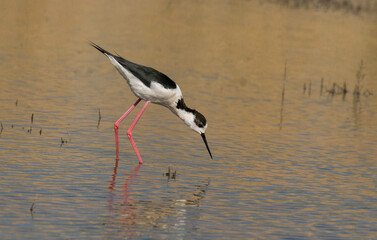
90,42 -> 212,164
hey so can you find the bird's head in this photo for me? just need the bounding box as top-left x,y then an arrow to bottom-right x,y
175,98 -> 212,159
192,111 -> 212,160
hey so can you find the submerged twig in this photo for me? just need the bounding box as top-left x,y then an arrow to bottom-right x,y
279,60 -> 287,130
320,78 -> 324,95
303,81 -> 311,96
303,83 -> 306,94
30,202 -> 35,217
354,60 -> 365,98
60,137 -> 67,147
164,167 -> 177,180
97,108 -> 101,128
27,125 -> 32,134
341,81 -> 348,100
60,129 -> 71,147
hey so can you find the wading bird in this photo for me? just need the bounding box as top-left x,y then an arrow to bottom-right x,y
90,42 -> 212,164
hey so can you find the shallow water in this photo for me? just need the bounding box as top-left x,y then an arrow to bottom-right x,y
1,0 -> 377,239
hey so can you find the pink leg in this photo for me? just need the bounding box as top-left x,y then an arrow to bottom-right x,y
127,100 -> 150,164
114,98 -> 142,159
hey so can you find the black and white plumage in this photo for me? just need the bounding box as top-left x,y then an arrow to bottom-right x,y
90,42 -> 212,163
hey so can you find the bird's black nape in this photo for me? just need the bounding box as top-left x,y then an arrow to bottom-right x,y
201,133 -> 213,159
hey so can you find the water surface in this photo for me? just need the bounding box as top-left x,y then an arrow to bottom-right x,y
0,0 -> 376,239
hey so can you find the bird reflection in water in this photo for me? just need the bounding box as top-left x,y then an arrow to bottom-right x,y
106,160 -> 141,237
105,160 -> 210,238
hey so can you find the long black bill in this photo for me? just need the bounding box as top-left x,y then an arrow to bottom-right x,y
201,133 -> 213,159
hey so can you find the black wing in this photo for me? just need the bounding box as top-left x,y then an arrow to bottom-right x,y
90,41 -> 177,89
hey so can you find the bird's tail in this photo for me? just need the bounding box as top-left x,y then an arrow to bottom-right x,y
89,41 -> 112,56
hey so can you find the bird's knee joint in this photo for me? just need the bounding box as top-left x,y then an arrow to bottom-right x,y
127,131 -> 132,138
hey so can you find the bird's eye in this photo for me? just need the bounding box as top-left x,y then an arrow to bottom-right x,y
194,111 -> 207,129
194,118 -> 204,128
